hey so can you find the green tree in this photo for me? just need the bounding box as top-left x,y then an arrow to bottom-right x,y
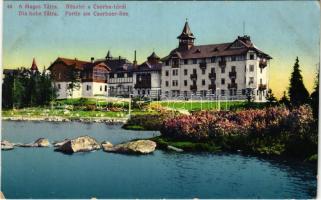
310,65 -> 319,119
266,89 -> 277,104
279,91 -> 290,106
288,57 -> 310,106
66,67 -> 81,98
2,73 -> 14,108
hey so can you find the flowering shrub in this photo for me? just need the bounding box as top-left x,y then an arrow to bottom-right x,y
161,105 -> 314,141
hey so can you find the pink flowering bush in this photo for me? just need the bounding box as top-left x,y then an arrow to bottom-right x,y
161,105 -> 314,141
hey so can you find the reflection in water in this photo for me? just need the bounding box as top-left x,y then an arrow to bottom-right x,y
1,121 -> 317,199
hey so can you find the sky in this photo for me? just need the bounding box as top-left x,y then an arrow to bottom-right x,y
2,1 -> 320,98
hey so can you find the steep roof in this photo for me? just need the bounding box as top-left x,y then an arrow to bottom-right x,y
30,58 -> 38,71
177,21 -> 195,40
48,57 -> 90,70
164,36 -> 272,60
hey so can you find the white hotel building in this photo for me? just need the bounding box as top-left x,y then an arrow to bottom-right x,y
161,21 -> 272,102
48,21 -> 271,102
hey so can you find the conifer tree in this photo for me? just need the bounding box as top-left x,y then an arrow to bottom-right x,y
310,65 -> 319,119
288,57 -> 310,106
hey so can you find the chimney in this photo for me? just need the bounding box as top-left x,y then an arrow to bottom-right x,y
133,50 -> 137,67
91,57 -> 94,63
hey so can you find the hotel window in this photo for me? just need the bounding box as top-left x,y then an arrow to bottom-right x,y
165,81 -> 169,87
221,67 -> 225,73
138,90 -> 140,95
165,61 -> 169,66
249,77 -> 254,84
202,69 -> 206,75
221,89 -> 225,96
100,86 -> 102,91
109,73 -> 114,78
193,69 -> 197,74
211,57 -> 216,63
211,68 -> 215,73
193,59 -> 197,64
165,70 -> 169,76
173,69 -> 178,76
250,54 -> 255,60
202,79 -> 205,85
86,85 -> 91,91
231,66 -> 236,72
184,69 -> 188,75
231,56 -> 236,61
221,78 -> 225,85
57,84 -> 61,90
184,80 -> 187,86
184,59 -> 188,65
249,65 -> 254,72
105,85 -> 107,91
172,80 -> 178,86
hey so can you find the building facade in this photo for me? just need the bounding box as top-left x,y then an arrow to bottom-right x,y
47,21 -> 271,102
161,21 -> 271,102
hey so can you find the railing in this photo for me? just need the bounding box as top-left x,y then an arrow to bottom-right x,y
190,73 -> 197,79
258,84 -> 267,90
229,71 -> 237,79
134,81 -> 151,89
208,72 -> 216,79
208,84 -> 216,90
172,61 -> 179,68
219,60 -> 226,67
190,85 -> 197,90
228,83 -> 238,89
199,62 -> 207,69
259,60 -> 267,68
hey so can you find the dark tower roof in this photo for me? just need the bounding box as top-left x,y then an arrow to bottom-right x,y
106,50 -> 112,59
148,52 -> 160,60
177,21 -> 195,40
30,58 -> 38,71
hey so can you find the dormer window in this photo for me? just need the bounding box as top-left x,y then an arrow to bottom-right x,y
211,57 -> 216,63
194,49 -> 201,53
213,47 -> 219,52
193,59 -> 197,64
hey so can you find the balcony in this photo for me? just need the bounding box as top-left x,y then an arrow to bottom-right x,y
190,85 -> 197,91
208,84 -> 216,90
258,84 -> 267,90
229,71 -> 237,79
208,72 -> 216,80
219,60 -> 226,67
259,60 -> 267,68
199,62 -> 207,69
190,73 -> 197,80
228,83 -> 238,89
172,62 -> 179,68
134,81 -> 151,89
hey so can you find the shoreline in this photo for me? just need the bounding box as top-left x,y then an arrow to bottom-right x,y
1,116 -> 128,124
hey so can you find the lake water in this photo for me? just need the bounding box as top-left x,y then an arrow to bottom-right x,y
1,121 -> 317,199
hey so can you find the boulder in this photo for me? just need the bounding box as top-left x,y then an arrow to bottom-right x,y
1,140 -> 14,150
34,138 -> 50,147
101,141 -> 113,152
56,136 -> 101,153
16,138 -> 50,147
52,139 -> 70,147
105,140 -> 156,154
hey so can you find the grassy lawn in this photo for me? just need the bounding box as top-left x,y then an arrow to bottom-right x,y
150,101 -> 247,111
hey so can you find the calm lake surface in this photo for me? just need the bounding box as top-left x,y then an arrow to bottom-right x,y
1,121 -> 317,199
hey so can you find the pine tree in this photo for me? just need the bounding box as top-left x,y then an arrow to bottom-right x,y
288,57 -> 310,106
266,89 -> 277,104
279,91 -> 290,106
310,65 -> 319,119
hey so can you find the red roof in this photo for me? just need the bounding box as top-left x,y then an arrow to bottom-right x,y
30,58 -> 38,71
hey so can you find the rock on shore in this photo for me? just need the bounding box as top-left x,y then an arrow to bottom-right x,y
1,140 -> 14,150
101,141 -> 113,151
52,139 -> 70,147
104,140 -> 156,154
56,136 -> 101,153
15,138 -> 50,147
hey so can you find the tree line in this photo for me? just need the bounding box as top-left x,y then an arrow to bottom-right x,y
266,57 -> 319,119
2,68 -> 57,109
